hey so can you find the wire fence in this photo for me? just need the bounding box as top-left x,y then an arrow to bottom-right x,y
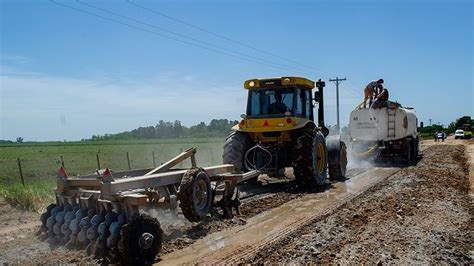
0,143 -> 224,186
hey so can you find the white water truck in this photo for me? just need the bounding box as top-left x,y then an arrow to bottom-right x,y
349,100 -> 419,162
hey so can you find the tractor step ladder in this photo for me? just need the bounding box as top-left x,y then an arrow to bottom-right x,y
387,108 -> 396,138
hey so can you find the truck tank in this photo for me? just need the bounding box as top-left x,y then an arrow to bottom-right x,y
349,101 -> 419,162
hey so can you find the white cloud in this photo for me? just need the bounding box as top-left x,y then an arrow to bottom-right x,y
0,66 -> 245,141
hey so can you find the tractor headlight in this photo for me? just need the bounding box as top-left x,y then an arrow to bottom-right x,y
249,81 -> 255,87
282,78 -> 291,85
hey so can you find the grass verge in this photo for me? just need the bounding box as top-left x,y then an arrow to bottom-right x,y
0,179 -> 56,211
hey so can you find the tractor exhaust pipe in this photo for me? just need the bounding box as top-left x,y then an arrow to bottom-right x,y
315,79 -> 329,136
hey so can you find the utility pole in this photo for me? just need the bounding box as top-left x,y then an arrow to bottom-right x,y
329,77 -> 347,132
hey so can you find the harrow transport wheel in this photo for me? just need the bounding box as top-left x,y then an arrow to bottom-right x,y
292,127 -> 328,186
118,214 -> 163,264
327,136 -> 348,181
178,168 -> 212,222
223,131 -> 251,172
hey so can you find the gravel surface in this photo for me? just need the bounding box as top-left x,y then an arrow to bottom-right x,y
247,144 -> 472,264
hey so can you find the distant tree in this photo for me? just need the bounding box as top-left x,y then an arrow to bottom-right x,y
447,122 -> 456,134
16,137 -> 24,143
173,120 -> 184,138
88,118 -> 243,140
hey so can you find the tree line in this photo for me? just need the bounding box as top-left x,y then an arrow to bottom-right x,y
419,116 -> 472,135
90,119 -> 239,141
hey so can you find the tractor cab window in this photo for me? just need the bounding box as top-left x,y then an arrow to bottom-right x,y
296,88 -> 311,119
247,88 -> 295,117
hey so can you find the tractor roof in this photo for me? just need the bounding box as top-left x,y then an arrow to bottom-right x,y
244,77 -> 315,90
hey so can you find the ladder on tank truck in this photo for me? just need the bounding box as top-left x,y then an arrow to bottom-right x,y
387,108 -> 396,138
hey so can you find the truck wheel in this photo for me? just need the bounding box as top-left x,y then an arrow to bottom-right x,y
292,127 -> 328,186
223,131 -> 251,172
406,138 -> 413,162
326,136 -> 347,181
414,138 -> 419,159
119,213 -> 163,264
178,168 -> 212,222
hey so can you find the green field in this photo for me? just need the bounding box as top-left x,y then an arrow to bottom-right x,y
0,138 -> 225,209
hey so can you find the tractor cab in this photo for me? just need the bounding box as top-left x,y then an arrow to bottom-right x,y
236,77 -> 319,143
244,77 -> 315,120
246,83 -> 314,120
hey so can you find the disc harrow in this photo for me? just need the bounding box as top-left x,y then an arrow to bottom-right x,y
38,147 -> 260,263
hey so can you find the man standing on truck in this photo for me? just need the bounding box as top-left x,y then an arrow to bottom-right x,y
363,79 -> 384,108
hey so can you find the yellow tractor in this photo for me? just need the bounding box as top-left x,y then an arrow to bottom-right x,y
223,77 -> 347,185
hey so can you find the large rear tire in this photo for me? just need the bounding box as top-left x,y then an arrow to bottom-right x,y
292,127 -> 328,186
223,131 -> 251,172
178,168 -> 212,222
326,136 -> 347,181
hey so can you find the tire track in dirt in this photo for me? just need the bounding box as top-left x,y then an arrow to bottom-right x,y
158,167 -> 399,264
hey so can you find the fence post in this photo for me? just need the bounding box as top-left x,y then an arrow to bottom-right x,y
60,155 -> 65,168
127,152 -> 131,170
210,148 -> 215,165
17,158 -> 25,186
152,151 -> 156,167
96,154 -> 101,169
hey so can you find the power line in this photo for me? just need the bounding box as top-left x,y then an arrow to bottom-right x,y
126,0 -> 321,73
51,0 -> 367,106
76,0 -> 309,75
50,0 -> 308,74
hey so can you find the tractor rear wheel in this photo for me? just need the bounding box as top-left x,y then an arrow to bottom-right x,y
292,127 -> 328,186
178,168 -> 212,222
223,131 -> 251,172
327,136 -> 347,181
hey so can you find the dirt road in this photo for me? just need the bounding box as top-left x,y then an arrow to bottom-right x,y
0,138 -> 472,264
160,139 -> 472,264
246,143 -> 472,264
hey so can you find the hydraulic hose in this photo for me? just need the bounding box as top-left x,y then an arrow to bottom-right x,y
352,144 -> 379,158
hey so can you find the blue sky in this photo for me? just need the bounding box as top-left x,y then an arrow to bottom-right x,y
1,0 -> 472,141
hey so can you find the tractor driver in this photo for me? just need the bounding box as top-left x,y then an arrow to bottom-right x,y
269,91 -> 288,114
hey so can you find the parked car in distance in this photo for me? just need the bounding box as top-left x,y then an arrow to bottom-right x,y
455,129 -> 465,139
